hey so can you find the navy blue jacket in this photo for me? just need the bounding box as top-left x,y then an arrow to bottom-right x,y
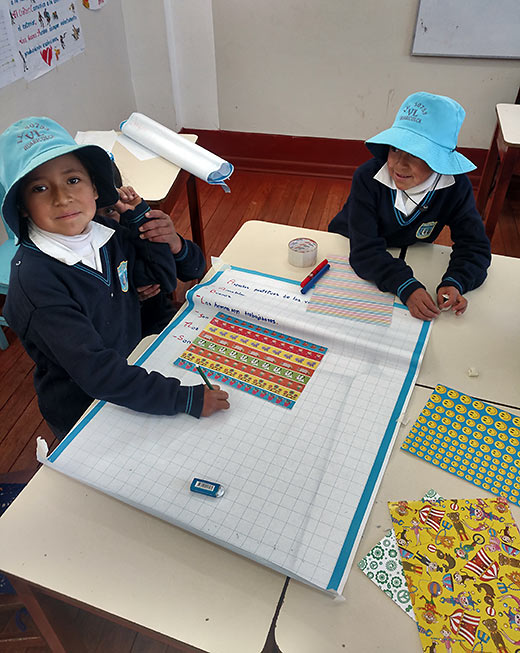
328,158 -> 491,303
4,201 -> 206,437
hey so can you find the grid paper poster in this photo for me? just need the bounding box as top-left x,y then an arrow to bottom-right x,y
358,489 -> 443,620
10,0 -> 84,81
401,385 -> 520,506
388,497 -> 520,652
174,312 -> 327,409
37,266 -> 431,594
307,255 -> 394,326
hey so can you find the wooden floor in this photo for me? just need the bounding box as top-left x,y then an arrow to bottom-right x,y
1,170 -> 519,651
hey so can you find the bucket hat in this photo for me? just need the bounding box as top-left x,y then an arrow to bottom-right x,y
365,92 -> 475,175
0,117 -> 118,237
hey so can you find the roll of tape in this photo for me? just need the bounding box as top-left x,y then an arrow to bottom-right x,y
288,238 -> 317,268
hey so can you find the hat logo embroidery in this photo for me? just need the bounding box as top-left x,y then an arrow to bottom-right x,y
400,102 -> 428,124
117,260 -> 129,292
17,122 -> 53,151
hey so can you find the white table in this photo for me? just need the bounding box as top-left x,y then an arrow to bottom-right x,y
1,220 -> 518,652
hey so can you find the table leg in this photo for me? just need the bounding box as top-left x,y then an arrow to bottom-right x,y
483,148 -> 519,240
476,124 -> 499,215
186,174 -> 207,267
7,575 -> 67,653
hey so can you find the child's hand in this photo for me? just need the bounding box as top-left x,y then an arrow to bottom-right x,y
136,284 -> 161,302
200,385 -> 230,416
406,288 -> 440,321
140,209 -> 183,255
115,185 -> 142,212
437,286 -> 467,316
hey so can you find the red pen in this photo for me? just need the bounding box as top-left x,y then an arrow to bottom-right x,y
300,259 -> 328,287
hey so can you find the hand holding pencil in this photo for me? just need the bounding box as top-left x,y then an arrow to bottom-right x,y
197,366 -> 230,416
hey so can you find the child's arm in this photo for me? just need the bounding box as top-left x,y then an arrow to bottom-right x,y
437,175 -> 491,309
138,209 -> 205,281
27,299 -> 229,420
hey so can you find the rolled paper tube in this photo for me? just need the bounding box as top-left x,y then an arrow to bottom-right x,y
120,112 -> 233,191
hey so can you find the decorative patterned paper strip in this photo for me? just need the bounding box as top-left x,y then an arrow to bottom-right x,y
174,312 -> 327,409
401,384 -> 520,506
358,489 -> 443,620
307,255 -> 394,326
388,497 -> 520,652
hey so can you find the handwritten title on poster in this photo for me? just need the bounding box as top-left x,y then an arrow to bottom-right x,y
8,0 -> 84,81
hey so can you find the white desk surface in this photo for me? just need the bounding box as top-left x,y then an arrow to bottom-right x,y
1,220 -> 518,652
0,468 -> 285,653
496,104 -> 520,147
221,220 -> 520,409
112,133 -> 197,203
273,387 -> 520,653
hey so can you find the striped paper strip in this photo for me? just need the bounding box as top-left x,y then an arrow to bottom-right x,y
307,255 -> 394,326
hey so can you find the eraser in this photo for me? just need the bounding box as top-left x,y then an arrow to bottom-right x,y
190,478 -> 225,497
467,368 -> 479,377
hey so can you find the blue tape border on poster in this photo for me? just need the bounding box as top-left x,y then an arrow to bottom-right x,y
326,317 -> 431,590
48,266 -> 300,463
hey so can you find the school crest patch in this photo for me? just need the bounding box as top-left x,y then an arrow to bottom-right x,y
416,221 -> 437,239
117,260 -> 129,292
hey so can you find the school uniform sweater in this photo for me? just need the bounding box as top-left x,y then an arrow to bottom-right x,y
328,158 -> 491,304
4,201 -> 206,436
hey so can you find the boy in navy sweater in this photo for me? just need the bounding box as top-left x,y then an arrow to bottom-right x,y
98,162 -> 187,336
329,92 -> 491,321
0,117 -> 229,438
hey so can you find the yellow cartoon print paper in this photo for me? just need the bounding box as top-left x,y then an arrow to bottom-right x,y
388,497 -> 520,652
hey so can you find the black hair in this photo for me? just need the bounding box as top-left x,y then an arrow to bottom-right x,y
111,160 -> 122,188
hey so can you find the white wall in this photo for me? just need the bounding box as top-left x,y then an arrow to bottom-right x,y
211,0 -> 520,148
0,0 -> 136,136
121,0 -> 178,130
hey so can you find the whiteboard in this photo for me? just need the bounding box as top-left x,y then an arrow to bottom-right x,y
412,0 -> 520,59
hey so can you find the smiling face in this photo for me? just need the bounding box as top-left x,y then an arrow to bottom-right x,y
387,146 -> 433,191
19,153 -> 98,236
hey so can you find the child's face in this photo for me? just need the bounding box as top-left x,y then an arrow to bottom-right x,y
20,153 -> 98,236
97,205 -> 120,222
387,147 -> 433,191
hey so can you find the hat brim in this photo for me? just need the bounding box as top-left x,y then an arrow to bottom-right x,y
365,126 -> 476,175
2,143 -> 119,236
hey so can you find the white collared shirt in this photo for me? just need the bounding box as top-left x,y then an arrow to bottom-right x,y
374,163 -> 455,216
28,220 -> 115,272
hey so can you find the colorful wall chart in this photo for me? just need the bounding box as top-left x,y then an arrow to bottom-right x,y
174,312 -> 327,409
388,497 -> 520,652
307,255 -> 394,326
9,0 -> 84,81
401,385 -> 520,505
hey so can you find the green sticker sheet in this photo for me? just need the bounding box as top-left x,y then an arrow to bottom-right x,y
358,489 -> 442,619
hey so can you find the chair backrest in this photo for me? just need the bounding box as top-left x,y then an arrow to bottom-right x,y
0,215 -> 18,295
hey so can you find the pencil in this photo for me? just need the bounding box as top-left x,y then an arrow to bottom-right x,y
196,365 -> 214,390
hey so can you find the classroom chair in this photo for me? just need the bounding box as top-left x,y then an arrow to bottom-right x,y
476,102 -> 520,240
0,220 -> 18,350
0,471 -> 59,650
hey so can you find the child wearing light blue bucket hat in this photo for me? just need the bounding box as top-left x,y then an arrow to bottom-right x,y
329,91 -> 491,321
0,116 -> 229,438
